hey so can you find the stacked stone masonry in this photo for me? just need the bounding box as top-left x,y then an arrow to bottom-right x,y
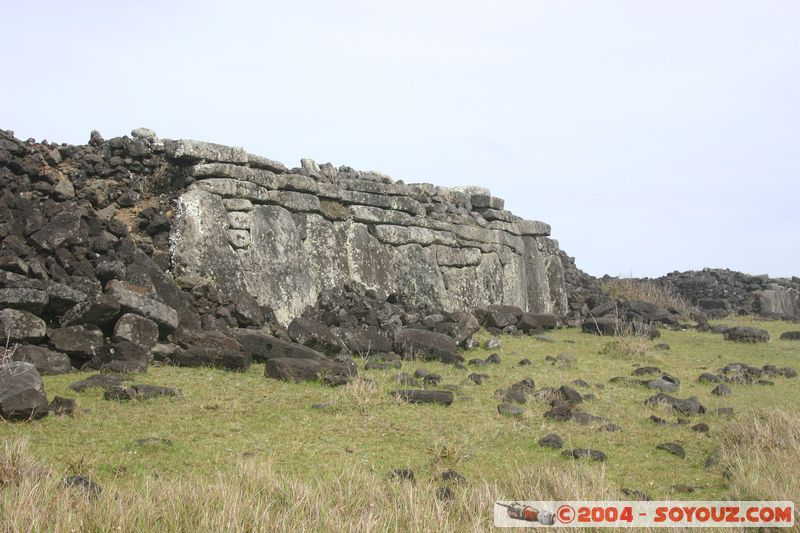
167,139 -> 568,324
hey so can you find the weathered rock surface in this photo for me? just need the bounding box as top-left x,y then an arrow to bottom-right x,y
233,329 -> 325,362
0,362 -> 48,420
393,329 -> 462,364
11,345 -> 72,375
723,326 -> 770,343
265,357 -> 356,383
0,309 -> 46,343
645,393 -> 706,416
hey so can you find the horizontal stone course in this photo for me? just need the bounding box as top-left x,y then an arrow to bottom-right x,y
169,139 -> 568,320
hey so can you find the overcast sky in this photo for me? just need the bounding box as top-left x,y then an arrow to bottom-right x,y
3,1 -> 798,278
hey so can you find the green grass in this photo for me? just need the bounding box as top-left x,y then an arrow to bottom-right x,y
2,316 -> 799,503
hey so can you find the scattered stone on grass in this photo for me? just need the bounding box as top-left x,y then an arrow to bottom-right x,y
388,468 -> 415,482
645,393 -> 705,415
632,366 -> 661,376
562,448 -> 606,461
656,442 -> 686,459
538,434 -> 564,449
441,469 -> 466,484
712,383 -> 732,396
497,403 -> 523,416
48,396 -> 76,416
723,326 -> 769,343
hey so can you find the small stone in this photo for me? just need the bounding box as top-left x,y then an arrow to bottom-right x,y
48,396 -> 76,416
486,353 -> 501,364
656,442 -> 686,459
691,422 -> 710,433
518,358 -> 532,366
441,469 -> 466,484
468,373 -> 488,385
103,386 -> 136,401
712,383 -> 732,396
497,403 -> 523,416
562,448 -> 606,461
388,468 -> 415,482
538,433 -> 564,449
632,366 -> 661,376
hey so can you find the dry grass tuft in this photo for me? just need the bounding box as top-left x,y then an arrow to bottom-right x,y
0,438 -> 652,532
603,277 -> 694,319
717,408 -> 800,511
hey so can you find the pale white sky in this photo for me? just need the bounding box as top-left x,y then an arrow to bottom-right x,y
3,1 -> 798,277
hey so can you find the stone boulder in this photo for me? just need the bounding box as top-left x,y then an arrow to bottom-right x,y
233,329 -> 325,362
171,347 -> 252,372
393,328 -> 462,364
0,362 -> 48,420
478,304 -> 523,329
101,341 -> 150,373
581,316 -> 618,336
645,393 -> 706,415
337,328 -> 394,356
60,293 -> 120,327
105,280 -> 178,335
287,318 -> 345,356
0,288 -> 49,314
11,345 -> 73,375
517,313 -> 559,332
723,326 -> 769,343
112,313 -> 159,350
48,325 -> 104,359
779,331 -> 800,341
265,357 -> 356,384
0,309 -> 46,343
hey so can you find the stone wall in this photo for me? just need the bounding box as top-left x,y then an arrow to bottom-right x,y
166,139 -> 569,324
657,269 -> 800,320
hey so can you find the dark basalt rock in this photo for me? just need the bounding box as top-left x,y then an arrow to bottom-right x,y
233,329 -> 325,362
393,329 -> 462,364
538,433 -> 564,449
12,345 -> 73,375
266,357 -> 356,385
0,362 -> 49,420
723,326 -> 769,343
656,442 -> 686,459
389,389 -> 454,406
562,448 -> 606,461
171,347 -> 251,372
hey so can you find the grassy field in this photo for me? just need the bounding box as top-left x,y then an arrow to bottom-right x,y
2,316 -> 799,531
